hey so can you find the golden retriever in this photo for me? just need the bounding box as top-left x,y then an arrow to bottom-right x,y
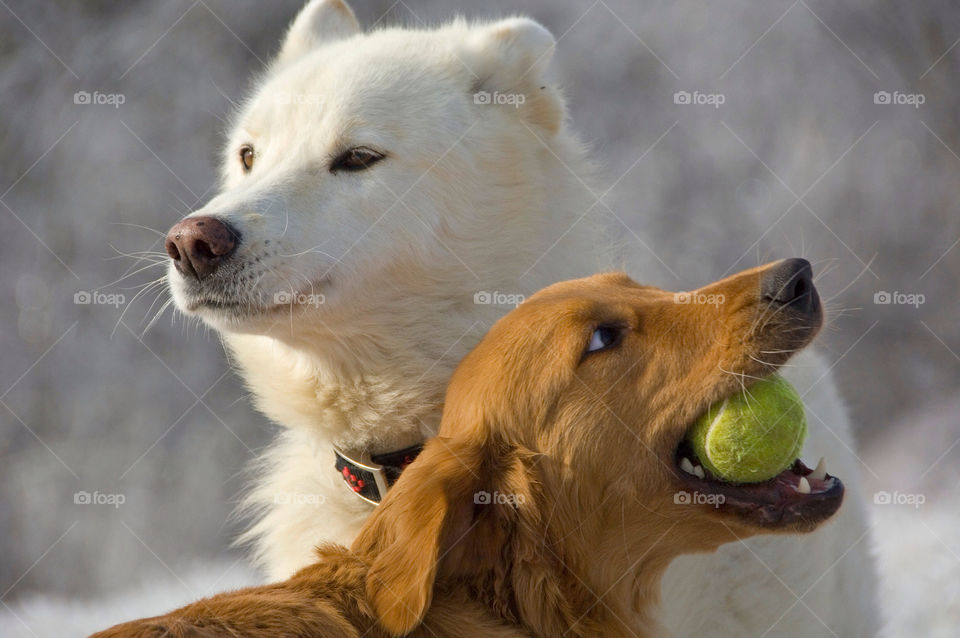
93,260 -> 843,638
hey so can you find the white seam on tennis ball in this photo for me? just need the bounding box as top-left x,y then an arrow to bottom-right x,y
703,398 -> 728,463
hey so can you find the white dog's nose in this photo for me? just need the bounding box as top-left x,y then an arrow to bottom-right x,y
165,215 -> 240,280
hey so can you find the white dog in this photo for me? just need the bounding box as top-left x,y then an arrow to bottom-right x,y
164,1 -> 878,635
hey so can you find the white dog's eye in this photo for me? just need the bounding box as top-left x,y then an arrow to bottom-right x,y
587,325 -> 623,353
240,144 -> 254,172
330,146 -> 385,173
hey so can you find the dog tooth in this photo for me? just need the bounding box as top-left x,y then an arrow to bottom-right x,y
810,457 -> 827,481
693,465 -> 705,479
680,457 -> 695,475
797,476 -> 811,494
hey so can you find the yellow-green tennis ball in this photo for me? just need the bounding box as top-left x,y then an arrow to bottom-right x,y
686,375 -> 807,483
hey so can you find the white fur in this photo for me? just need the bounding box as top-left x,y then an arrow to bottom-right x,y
167,1 -> 878,635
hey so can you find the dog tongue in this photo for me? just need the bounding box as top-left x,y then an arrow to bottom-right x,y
771,458 -> 831,494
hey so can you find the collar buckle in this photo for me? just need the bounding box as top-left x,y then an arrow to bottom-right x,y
333,445 -> 391,505
333,443 -> 425,505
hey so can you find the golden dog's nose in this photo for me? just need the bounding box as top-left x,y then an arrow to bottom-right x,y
761,257 -> 819,317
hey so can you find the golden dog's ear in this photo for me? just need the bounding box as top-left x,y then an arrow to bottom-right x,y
352,438 -> 481,636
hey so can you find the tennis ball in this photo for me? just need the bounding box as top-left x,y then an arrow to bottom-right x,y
685,375 -> 806,483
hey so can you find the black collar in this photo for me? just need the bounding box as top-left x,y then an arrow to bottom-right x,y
334,443 -> 424,505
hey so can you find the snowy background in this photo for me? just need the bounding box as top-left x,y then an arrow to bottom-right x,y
1,0 -> 958,635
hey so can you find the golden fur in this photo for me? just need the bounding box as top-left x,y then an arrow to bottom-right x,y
94,263 -> 836,638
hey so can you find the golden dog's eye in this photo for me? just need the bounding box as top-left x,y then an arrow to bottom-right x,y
330,146 -> 385,173
586,324 -> 623,353
240,145 -> 254,172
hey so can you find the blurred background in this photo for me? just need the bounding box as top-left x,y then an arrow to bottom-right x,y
1,0 -> 957,635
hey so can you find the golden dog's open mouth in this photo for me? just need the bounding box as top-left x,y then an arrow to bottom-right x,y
673,439 -> 844,529
671,369 -> 844,530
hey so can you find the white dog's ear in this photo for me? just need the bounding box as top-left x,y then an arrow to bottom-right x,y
464,18 -> 563,132
468,18 -> 556,81
276,0 -> 360,65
